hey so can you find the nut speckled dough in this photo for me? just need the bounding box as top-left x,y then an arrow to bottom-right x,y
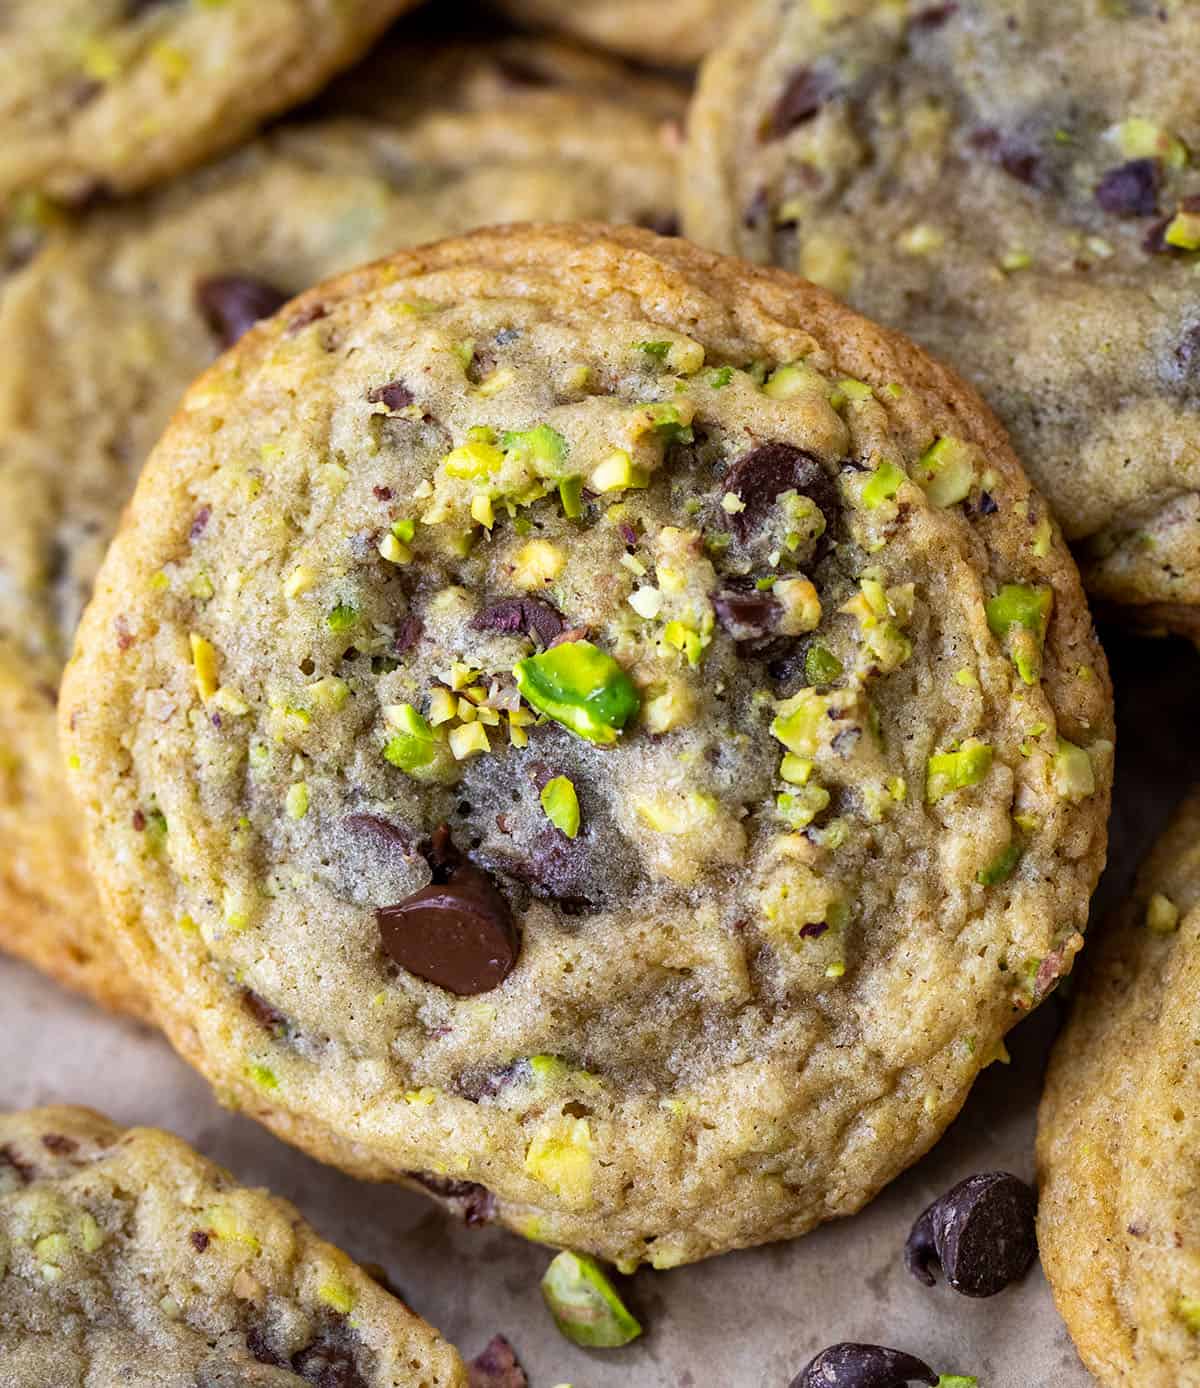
0,1107 -> 466,1388
683,0 -> 1200,633
490,0 -> 730,64
0,53 -> 683,1019
62,225 -> 1113,1269
0,0 -> 421,205
1039,790 -> 1200,1387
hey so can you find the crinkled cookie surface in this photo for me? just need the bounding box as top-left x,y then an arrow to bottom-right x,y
0,45 -> 683,1019
0,0 -> 419,204
0,1106 -> 466,1388
1039,789 -> 1200,1388
683,0 -> 1200,631
63,224 -> 1113,1268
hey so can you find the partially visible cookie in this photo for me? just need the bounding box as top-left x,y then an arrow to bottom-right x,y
1039,789 -> 1200,1387
0,42 -> 683,1017
683,0 -> 1200,633
490,0 -> 730,64
0,1105 -> 466,1387
62,223 -> 1111,1268
0,0 -> 422,206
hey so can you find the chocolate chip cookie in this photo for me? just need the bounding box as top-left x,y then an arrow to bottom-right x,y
0,1105 -> 466,1387
1039,788 -> 1200,1387
61,223 -> 1112,1268
683,0 -> 1200,633
0,47 -> 683,1018
489,0 -> 729,65
0,0 -> 421,206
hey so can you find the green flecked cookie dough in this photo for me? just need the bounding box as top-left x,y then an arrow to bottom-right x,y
0,0 -> 422,206
62,224 -> 1113,1269
489,0 -> 730,65
0,1106 -> 466,1387
0,45 -> 683,1020
683,0 -> 1200,633
1039,787 -> 1200,1388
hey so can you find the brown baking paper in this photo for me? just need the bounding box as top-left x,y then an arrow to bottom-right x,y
3,627 -> 1194,1387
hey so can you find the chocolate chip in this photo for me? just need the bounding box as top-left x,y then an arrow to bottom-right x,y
968,127 -> 1044,187
479,826 -> 604,915
407,1172 -> 496,1226
723,443 -> 839,542
0,1144 -> 35,1184
769,66 -> 839,138
976,490 -> 998,516
246,1327 -> 285,1367
468,1335 -> 528,1388
905,1171 -> 1037,1297
790,1344 -> 937,1388
241,987 -> 288,1035
377,860 -> 518,995
713,590 -> 781,641
190,1229 -> 210,1252
189,506 -> 211,540
344,813 -> 419,857
910,2 -> 958,26
292,1341 -> 368,1388
1095,158 -> 1161,217
40,1133 -> 78,1155
194,274 -> 288,349
636,212 -> 681,238
366,379 -> 415,411
471,597 -> 564,648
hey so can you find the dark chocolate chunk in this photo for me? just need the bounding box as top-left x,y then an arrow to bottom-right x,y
713,589 -> 781,641
976,490 -> 998,516
194,274 -> 288,349
190,1229 -> 210,1252
905,1171 -> 1037,1297
790,1344 -> 937,1388
468,1335 -> 528,1388
769,66 -> 839,138
366,379 -> 415,411
480,826 -> 603,915
292,1340 -> 368,1388
471,597 -> 564,647
246,1326 -> 285,1367
40,1133 -> 78,1155
1095,158 -> 1161,217
968,127 -> 1044,187
394,616 -> 423,655
723,442 -> 838,541
636,212 -> 681,238
407,1172 -> 496,1226
241,987 -> 288,1035
344,813 -> 419,856
378,860 -> 518,995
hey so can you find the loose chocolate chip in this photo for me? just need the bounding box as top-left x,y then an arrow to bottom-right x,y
195,274 -> 288,349
905,1171 -> 1037,1297
378,859 -> 518,995
40,1133 -> 78,1155
190,1229 -> 210,1252
1095,158 -> 1161,217
292,1341 -> 368,1388
713,589 -> 781,641
790,1344 -> 937,1388
769,66 -> 839,138
723,443 -> 839,542
366,379 -> 415,411
0,1144 -> 35,1184
468,1335 -> 528,1388
471,597 -> 564,648
407,1172 -> 496,1227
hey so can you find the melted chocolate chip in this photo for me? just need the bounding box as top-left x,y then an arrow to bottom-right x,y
790,1344 -> 937,1388
636,212 -> 681,238
1095,158 -> 1161,217
976,490 -> 998,516
190,1229 -> 210,1252
378,860 -> 518,995
345,813 -> 419,856
366,379 -> 415,411
40,1133 -> 78,1155
713,590 -> 781,642
480,826 -> 603,915
194,274 -> 289,349
468,1335 -> 528,1388
407,1172 -> 496,1226
292,1341 -> 368,1388
471,597 -> 564,647
905,1171 -> 1037,1297
0,1144 -> 35,1184
246,1326 -> 285,1367
723,443 -> 839,542
769,66 -> 839,138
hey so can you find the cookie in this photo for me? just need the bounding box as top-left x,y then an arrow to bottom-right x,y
1038,789 -> 1200,1387
683,0 -> 1200,633
0,51 -> 683,1018
61,223 -> 1113,1269
489,0 -> 729,65
0,1105 -> 466,1386
0,0 -> 422,206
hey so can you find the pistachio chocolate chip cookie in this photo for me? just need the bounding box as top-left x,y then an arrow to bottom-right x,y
684,0 -> 1200,633
0,0 -> 423,207
0,51 -> 683,1018
61,224 -> 1113,1269
0,1105 -> 466,1387
489,0 -> 729,65
1039,789 -> 1200,1387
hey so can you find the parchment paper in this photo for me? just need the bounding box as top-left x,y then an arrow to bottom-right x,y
3,626 -> 1195,1388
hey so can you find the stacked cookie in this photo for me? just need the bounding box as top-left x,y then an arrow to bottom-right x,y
1,1 -> 1196,1384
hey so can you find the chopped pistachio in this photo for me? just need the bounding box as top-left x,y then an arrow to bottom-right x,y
475,366 -> 515,397
1165,209 -> 1200,251
285,782 -> 309,820
774,577 -> 822,634
708,365 -> 734,388
926,739 -> 994,803
627,586 -> 663,619
442,438 -> 505,478
862,459 -> 905,509
635,791 -> 718,835
1111,117 -> 1189,169
383,704 -> 437,771
524,1118 -> 594,1206
777,784 -> 831,828
936,1375 -> 979,1387
558,475 -> 584,519
327,602 -> 358,633
899,222 -> 945,255
591,449 -> 647,493
448,722 -> 490,760
541,1251 -> 642,1349
317,1278 -> 357,1315
512,538 -> 566,588
1176,1296 -> 1200,1333
771,689 -> 827,757
245,1062 -> 278,1091
378,531 -> 412,563
977,835 -> 1022,886
986,583 -> 1053,685
1054,738 -> 1095,801
514,641 -> 640,745
1146,892 -> 1180,934
541,776 -> 581,839
805,644 -> 843,686
189,633 -> 219,702
284,565 -> 317,598
915,436 -> 975,507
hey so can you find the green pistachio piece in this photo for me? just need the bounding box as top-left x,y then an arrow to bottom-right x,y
1054,738 -> 1095,801
501,423 -> 569,474
805,644 -> 843,686
327,602 -> 358,633
638,401 -> 694,445
977,835 -> 1022,886
384,704 -> 437,772
937,1377 -> 979,1388
513,641 -> 640,745
926,739 -> 994,803
634,340 -> 671,361
915,436 -> 975,507
985,583 -> 1053,684
861,459 -> 905,509
708,365 -> 734,389
558,475 -> 584,519
1166,210 -> 1200,251
541,1251 -> 643,1349
541,776 -> 581,838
